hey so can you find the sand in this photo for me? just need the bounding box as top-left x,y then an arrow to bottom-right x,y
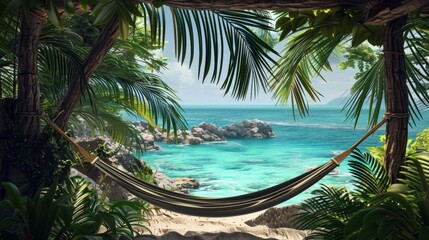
135,209 -> 308,240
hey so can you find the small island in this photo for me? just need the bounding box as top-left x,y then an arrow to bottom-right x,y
133,119 -> 276,150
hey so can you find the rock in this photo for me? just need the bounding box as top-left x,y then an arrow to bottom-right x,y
73,136 -> 151,200
130,119 -> 274,147
190,127 -> 204,137
223,119 -> 275,138
172,177 -> 200,189
245,205 -> 303,229
183,136 -> 204,145
154,173 -> 193,194
154,172 -> 177,190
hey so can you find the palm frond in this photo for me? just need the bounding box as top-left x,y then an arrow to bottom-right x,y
295,185 -> 363,240
0,10 -> 20,98
271,30 -> 344,117
404,29 -> 429,119
143,7 -> 277,100
401,151 -> 429,193
87,53 -> 187,133
349,149 -> 390,200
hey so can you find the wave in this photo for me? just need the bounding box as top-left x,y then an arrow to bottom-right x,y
269,121 -> 366,130
203,141 -> 228,145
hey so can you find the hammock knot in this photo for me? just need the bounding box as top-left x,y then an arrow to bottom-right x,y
385,112 -> 409,119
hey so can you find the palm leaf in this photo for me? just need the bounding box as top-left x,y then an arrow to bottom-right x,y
142,6 -> 277,100
270,26 -> 345,118
295,185 -> 363,240
87,53 -> 187,133
349,149 -> 390,200
401,151 -> 429,193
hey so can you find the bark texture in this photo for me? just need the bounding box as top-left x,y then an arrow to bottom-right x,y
54,14 -> 120,128
16,8 -> 47,141
384,16 -> 408,183
365,0 -> 429,24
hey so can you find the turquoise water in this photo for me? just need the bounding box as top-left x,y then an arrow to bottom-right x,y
132,105 -> 429,205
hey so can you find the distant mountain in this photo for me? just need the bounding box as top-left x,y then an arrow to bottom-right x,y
326,96 -> 348,106
326,96 -> 382,106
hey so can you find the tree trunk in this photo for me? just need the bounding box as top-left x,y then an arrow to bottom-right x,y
384,16 -> 408,183
16,8 -> 47,141
54,14 -> 120,128
0,8 -> 47,196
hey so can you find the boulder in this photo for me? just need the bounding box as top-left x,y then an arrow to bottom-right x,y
131,119 -> 274,146
245,205 -> 303,229
183,136 -> 204,145
223,119 -> 275,138
154,172 -> 177,190
172,177 -> 200,189
154,173 -> 194,194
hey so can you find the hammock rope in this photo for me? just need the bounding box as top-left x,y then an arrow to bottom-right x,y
41,114 -> 388,217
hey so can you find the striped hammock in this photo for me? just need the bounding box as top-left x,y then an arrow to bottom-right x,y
41,114 -> 387,217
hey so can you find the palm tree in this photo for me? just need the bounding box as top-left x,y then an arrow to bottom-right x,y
144,0 -> 428,182
0,1 -> 277,194
119,0 -> 429,182
270,6 -> 429,182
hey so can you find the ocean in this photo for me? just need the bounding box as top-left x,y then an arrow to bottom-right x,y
133,105 -> 429,205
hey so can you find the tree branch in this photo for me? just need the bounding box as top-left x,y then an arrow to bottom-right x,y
365,0 -> 429,24
54,14 -> 120,128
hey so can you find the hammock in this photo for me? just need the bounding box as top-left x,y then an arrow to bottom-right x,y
41,114 -> 387,217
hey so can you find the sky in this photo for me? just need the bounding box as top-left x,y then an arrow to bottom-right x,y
154,17 -> 358,106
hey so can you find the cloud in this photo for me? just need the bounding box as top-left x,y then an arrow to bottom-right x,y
161,62 -> 196,89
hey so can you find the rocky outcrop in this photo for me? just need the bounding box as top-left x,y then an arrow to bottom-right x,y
73,136 -> 151,200
132,121 -> 162,151
172,177 -> 200,189
223,119 -> 275,138
245,205 -> 303,229
72,136 -> 199,198
133,119 -> 275,147
154,173 -> 200,194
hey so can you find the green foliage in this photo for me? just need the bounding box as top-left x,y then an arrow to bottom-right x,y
296,129 -> 429,239
338,43 -> 380,74
336,23 -> 429,128
273,8 -> 429,126
295,185 -> 362,240
166,9 -> 277,99
272,9 -> 385,117
344,152 -> 429,240
367,127 -> 429,161
276,9 -> 383,46
295,149 -> 386,239
133,163 -> 156,185
410,128 -> 429,153
0,176 -> 150,239
0,113 -> 74,191
0,181 -> 71,240
348,149 -> 390,200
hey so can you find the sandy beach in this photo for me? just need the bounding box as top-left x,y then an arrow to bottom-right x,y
136,208 -> 308,240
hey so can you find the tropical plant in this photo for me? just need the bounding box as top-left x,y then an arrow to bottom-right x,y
0,176 -> 150,239
0,0 -> 278,195
344,151 -> 429,240
295,127 -> 429,239
271,6 -> 429,181
295,149 -> 390,239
